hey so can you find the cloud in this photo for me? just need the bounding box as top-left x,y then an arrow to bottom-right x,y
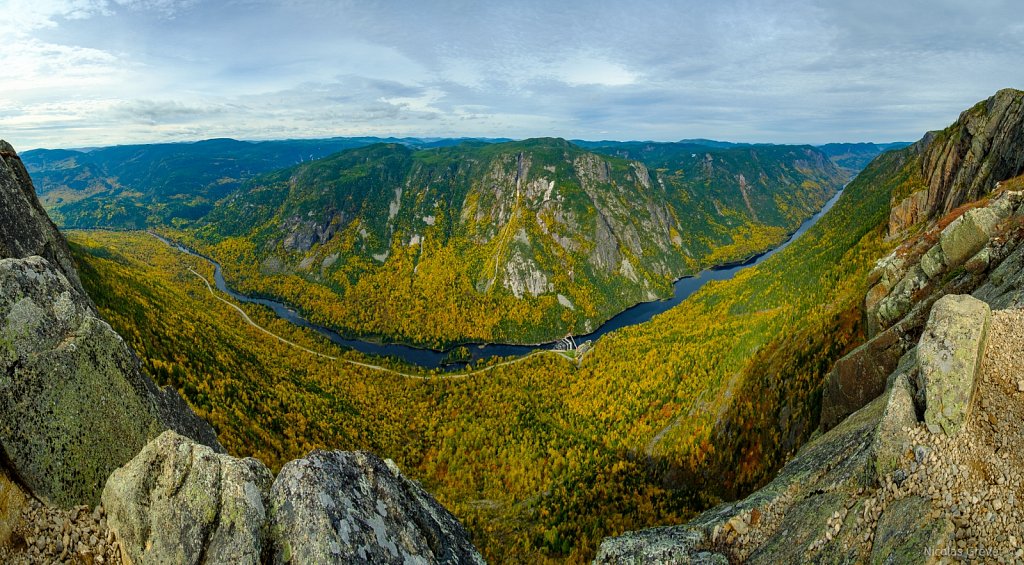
4,0 -> 1024,149
553,58 -> 638,87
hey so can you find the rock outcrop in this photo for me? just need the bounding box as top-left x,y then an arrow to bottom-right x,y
0,141 -> 222,508
103,431 -> 273,565
917,295 -> 990,435
269,450 -> 485,565
888,88 -> 1024,236
819,327 -> 908,431
921,89 -> 1024,221
596,292 -> 1001,563
0,141 -> 83,295
0,256 -> 166,507
103,433 -> 484,565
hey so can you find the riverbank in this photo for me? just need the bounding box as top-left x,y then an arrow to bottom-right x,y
144,186 -> 843,371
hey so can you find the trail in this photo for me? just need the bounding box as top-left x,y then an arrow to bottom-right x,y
185,265 -> 575,380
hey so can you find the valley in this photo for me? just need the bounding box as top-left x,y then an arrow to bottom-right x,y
5,3 -> 1023,564
61,131 -> 892,561
149,184 -> 844,370
12,89 -> 1023,562
29,137 -> 846,348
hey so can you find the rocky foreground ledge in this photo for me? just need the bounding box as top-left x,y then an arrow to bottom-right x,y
1,431 -> 485,564
100,431 -> 484,564
597,295 -> 1024,563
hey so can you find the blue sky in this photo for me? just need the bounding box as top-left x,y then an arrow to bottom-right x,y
2,0 -> 1022,149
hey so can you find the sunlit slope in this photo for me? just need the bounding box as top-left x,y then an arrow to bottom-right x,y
185,138 -> 844,346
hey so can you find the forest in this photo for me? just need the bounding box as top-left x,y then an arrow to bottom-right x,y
65,138 -> 914,562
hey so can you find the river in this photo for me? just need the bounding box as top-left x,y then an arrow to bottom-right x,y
155,186 -> 843,370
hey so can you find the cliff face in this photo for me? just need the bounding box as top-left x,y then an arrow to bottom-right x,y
0,141 -> 224,508
889,89 -> 1024,236
598,90 -> 1024,563
922,89 -> 1024,220
0,141 -> 83,295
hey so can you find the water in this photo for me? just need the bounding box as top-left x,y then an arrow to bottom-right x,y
156,187 -> 843,370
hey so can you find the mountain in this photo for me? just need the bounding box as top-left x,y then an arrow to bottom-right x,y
59,90 -> 1024,562
818,141 -> 913,173
0,140 -> 483,563
186,137 -> 845,346
598,88 -> 1024,563
23,136 -> 511,230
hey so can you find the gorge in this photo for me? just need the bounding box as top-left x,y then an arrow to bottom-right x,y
149,185 -> 844,370
3,88 -> 1023,564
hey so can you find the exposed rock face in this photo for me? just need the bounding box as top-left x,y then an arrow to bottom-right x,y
103,431 -> 273,565
503,250 -> 551,298
869,495 -> 953,564
887,188 -> 928,239
916,295 -> 990,436
281,212 -> 344,252
0,140 -> 222,508
938,207 -> 1002,266
921,89 -> 1024,220
596,289 -> 999,562
0,141 -> 83,294
866,187 -> 1023,338
872,374 -> 917,479
593,529 -> 727,565
887,89 -> 1024,237
0,256 -> 165,507
269,450 -> 484,565
820,328 -> 907,431
102,435 -> 485,565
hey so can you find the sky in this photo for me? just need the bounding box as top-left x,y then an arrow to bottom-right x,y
1,0 -> 1023,150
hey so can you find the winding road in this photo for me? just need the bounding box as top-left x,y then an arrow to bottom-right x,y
159,184 -> 842,380
185,263 -> 575,380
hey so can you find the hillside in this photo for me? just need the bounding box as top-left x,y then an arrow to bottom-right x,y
0,140 -> 483,564
23,136 -> 511,229
818,141 -> 913,173
598,88 -> 1024,562
182,138 -> 845,346
60,90 -> 1024,563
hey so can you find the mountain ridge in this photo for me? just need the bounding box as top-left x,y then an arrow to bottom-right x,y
183,137 -> 845,346
597,87 -> 1024,565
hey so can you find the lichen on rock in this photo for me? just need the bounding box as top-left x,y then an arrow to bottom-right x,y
102,431 -> 273,565
268,450 -> 485,565
916,294 -> 990,436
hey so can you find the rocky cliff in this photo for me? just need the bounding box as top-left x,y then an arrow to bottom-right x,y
1,142 -> 223,509
0,140 -> 483,563
596,90 -> 1024,563
191,138 -> 843,346
1,141 -> 83,295
598,186 -> 1024,565
888,89 -> 1024,237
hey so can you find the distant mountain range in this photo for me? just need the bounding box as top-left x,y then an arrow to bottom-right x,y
21,137 -> 510,228
817,141 -> 913,172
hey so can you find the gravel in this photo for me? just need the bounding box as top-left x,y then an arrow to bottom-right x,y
0,497 -> 123,564
845,307 -> 1024,563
